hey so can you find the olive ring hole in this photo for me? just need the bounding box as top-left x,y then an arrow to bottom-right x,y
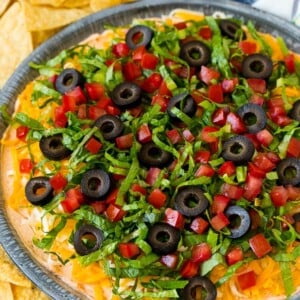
249,60 -> 264,73
283,166 -> 298,180
243,112 -> 257,126
230,142 -> 244,154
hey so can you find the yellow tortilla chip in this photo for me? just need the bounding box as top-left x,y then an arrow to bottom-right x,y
12,284 -> 50,300
0,281 -> 14,300
90,0 -> 135,11
62,0 -> 90,8
0,0 -> 11,16
0,246 -> 31,287
28,0 -> 65,6
31,28 -> 62,48
0,2 -> 33,88
20,0 -> 91,31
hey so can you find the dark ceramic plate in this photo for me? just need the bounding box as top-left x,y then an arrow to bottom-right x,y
1,1 -> 300,299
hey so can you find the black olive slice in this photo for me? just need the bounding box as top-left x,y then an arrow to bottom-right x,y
94,115 -> 124,141
290,100 -> 300,122
180,40 -> 210,67
25,176 -> 54,206
182,276 -> 217,300
55,68 -> 85,94
219,19 -> 245,40
237,103 -> 267,133
125,25 -> 154,50
277,158 -> 300,186
221,135 -> 255,165
147,223 -> 180,255
138,142 -> 172,168
167,92 -> 197,121
81,169 -> 111,200
174,186 -> 209,217
73,224 -> 104,256
225,206 -> 251,238
111,82 -> 142,109
39,134 -> 71,161
242,54 -> 273,79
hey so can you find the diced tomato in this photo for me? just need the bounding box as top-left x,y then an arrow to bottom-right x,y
141,52 -> 159,70
249,94 -> 264,106
84,137 -> 102,154
212,107 -> 229,126
118,242 -> 140,259
166,129 -> 182,144
105,204 -> 126,222
137,124 -> 152,143
122,61 -> 142,81
182,129 -> 195,142
218,161 -> 236,177
287,185 -> 300,200
270,185 -> 289,207
244,133 -> 260,149
284,53 -> 296,73
265,152 -> 280,164
66,86 -> 87,104
112,42 -> 130,57
160,254 -> 178,269
146,167 -> 161,186
132,46 -> 146,61
221,183 -> 244,200
131,183 -> 147,195
19,158 -> 33,173
198,26 -> 212,40
211,194 -> 231,215
54,106 -> 68,127
174,21 -> 187,29
147,188 -> 167,209
211,212 -> 230,231
249,209 -> 261,230
226,247 -> 244,266
85,82 -> 105,100
247,78 -> 267,94
287,137 -> 300,158
226,112 -> 246,134
191,90 -> 205,104
238,40 -> 257,54
115,133 -> 133,149
141,73 -> 163,93
267,97 -> 292,126
208,84 -> 224,103
256,129 -> 273,147
253,153 -> 276,172
164,208 -> 185,230
237,270 -> 257,290
199,66 -> 220,85
151,95 -> 169,112
247,162 -> 266,178
61,188 -> 84,213
200,126 -> 219,143
96,96 -> 113,109
90,201 -> 107,214
127,105 -> 143,117
88,106 -> 106,120
105,188 -> 119,204
106,105 -> 121,116
249,233 -> 272,258
49,172 -> 67,191
158,80 -> 172,97
190,217 -> 209,234
180,259 -> 199,278
16,125 -> 29,141
194,150 -> 211,164
195,164 -> 215,178
77,104 -> 87,119
191,243 -> 212,263
221,78 -> 238,94
243,174 -> 263,200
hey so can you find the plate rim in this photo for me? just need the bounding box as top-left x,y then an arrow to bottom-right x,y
1,0 -> 300,299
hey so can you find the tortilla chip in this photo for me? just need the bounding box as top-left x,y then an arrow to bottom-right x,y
20,0 -> 91,31
62,0 -> 90,8
12,284 -> 50,300
31,28 -> 62,48
0,246 -> 31,287
90,0 -> 135,12
0,281 -> 14,300
0,2 -> 33,88
28,0 -> 65,6
0,0 -> 11,16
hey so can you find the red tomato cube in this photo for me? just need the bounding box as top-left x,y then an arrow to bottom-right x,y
49,172 -> 67,191
190,217 -> 209,234
210,212 -> 230,231
270,185 -> 289,207
226,247 -> 244,266
180,259 -> 199,278
160,253 -> 178,269
249,233 -> 272,258
191,243 -> 212,263
237,270 -> 257,290
164,208 -> 185,230
118,242 -> 140,259
84,137 -> 102,154
147,189 -> 167,209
